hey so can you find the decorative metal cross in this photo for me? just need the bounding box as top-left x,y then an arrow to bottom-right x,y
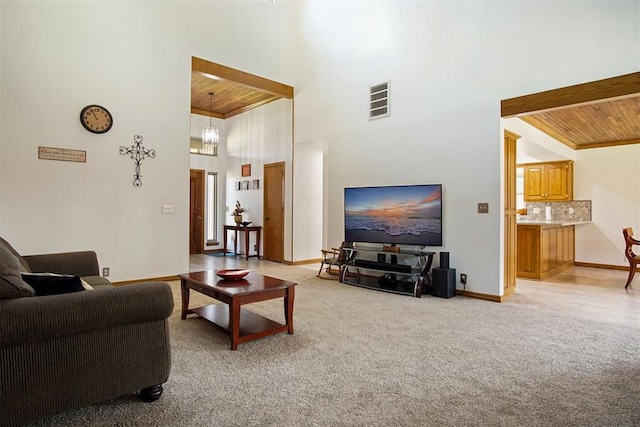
119,135 -> 156,187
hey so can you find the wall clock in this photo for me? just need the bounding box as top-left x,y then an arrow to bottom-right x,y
80,105 -> 113,134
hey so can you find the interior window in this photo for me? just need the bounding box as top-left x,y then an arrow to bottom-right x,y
190,137 -> 217,156
516,167 -> 524,210
207,172 -> 218,244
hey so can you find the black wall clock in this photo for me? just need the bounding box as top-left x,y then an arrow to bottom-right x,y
80,105 -> 113,134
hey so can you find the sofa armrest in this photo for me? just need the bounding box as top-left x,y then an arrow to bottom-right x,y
0,282 -> 174,348
22,251 -> 100,276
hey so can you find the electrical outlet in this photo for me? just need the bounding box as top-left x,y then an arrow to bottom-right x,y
162,204 -> 174,214
460,273 -> 467,284
477,203 -> 489,214
102,267 -> 110,277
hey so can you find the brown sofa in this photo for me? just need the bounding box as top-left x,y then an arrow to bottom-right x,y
0,237 -> 174,426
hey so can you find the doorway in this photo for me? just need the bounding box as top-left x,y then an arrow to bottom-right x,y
501,72 -> 639,296
189,169 -> 205,254
263,162 -> 285,262
189,56 -> 295,262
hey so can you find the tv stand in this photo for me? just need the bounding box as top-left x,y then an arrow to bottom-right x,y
340,243 -> 435,298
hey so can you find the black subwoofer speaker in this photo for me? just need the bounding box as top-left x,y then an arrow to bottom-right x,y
432,268 -> 456,299
439,252 -> 450,269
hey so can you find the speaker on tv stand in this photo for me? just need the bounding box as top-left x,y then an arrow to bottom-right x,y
439,251 -> 450,269
432,267 -> 456,299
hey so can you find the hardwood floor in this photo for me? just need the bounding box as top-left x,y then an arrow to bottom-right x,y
189,253 -> 283,273
189,255 -> 639,329
508,266 -> 640,328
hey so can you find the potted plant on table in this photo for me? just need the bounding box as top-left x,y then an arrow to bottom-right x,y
231,200 -> 245,225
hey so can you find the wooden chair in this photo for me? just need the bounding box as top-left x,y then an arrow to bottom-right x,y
317,242 -> 351,279
622,227 -> 640,288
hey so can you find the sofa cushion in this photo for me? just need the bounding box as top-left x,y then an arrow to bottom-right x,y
21,273 -> 86,296
19,272 -> 94,290
0,236 -> 31,273
0,244 -> 35,299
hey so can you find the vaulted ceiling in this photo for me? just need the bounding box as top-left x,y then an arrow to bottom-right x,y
192,63 -> 638,149
501,72 -> 640,150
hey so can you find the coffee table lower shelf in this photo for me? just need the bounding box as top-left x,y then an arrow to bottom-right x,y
190,304 -> 289,346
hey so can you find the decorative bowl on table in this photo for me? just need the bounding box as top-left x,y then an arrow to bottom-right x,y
240,221 -> 252,227
216,269 -> 250,280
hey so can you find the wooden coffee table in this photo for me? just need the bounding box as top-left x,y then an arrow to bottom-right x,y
179,270 -> 296,350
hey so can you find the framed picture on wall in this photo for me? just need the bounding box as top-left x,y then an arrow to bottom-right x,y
235,181 -> 241,190
252,179 -> 259,189
242,180 -> 250,190
242,164 -> 251,177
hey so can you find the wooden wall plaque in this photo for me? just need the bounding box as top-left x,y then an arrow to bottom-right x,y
38,146 -> 86,163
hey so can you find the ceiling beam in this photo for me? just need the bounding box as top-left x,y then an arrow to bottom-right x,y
190,107 -> 225,119
192,57 -> 294,100
501,72 -> 640,118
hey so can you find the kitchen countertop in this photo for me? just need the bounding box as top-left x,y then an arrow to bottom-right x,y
516,220 -> 591,226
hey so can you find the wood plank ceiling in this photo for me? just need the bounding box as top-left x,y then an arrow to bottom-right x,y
501,72 -> 640,150
191,57 -> 293,120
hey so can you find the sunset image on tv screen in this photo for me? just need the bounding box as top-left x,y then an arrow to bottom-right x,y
344,184 -> 442,246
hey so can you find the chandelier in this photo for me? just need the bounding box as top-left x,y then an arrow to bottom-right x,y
202,92 -> 219,146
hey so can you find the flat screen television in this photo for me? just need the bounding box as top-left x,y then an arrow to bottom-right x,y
344,184 -> 442,246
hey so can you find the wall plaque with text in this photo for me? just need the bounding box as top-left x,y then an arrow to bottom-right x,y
38,146 -> 86,163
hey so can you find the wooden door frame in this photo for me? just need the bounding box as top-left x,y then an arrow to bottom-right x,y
503,130 -> 520,299
189,169 -> 205,254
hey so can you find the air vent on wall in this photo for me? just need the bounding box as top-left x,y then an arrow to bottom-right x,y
370,81 -> 390,120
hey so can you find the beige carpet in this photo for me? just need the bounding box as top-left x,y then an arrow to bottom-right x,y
29,266 -> 640,426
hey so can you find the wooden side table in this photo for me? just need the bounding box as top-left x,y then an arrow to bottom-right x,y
223,225 -> 261,260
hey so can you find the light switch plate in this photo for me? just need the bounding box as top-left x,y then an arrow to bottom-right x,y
478,203 -> 489,214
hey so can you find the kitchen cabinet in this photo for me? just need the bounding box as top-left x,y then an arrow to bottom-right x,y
520,160 -> 573,201
517,224 -> 574,279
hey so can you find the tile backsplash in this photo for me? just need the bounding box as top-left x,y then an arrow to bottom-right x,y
522,200 -> 591,222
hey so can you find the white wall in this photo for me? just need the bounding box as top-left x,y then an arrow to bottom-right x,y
0,1 -> 191,281
293,142 -> 323,262
0,1 -> 295,281
293,1 -> 638,296
575,145 -> 640,266
0,1 -> 3,228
